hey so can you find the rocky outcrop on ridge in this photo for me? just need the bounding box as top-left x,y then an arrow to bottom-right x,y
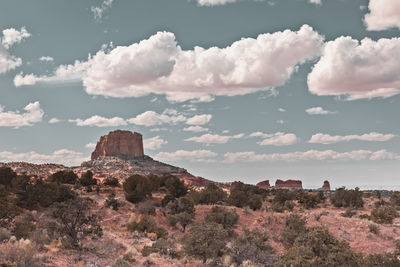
274,179 -> 303,189
320,180 -> 331,191
256,180 -> 271,189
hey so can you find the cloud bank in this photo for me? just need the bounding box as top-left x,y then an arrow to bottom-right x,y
309,132 -> 396,144
0,102 -> 43,128
0,27 -> 30,74
364,0 -> 400,31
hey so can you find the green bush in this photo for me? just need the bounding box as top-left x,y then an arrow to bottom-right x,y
105,193 -> 121,211
13,221 -> 36,240
79,171 -> 97,186
341,209 -> 357,218
166,197 -> 195,232
190,183 -> 226,205
362,253 -> 400,267
48,170 -> 78,184
231,228 -> 275,266
127,217 -> 168,239
123,175 -> 152,203
205,206 -> 239,230
181,221 -> 228,263
0,167 -> 17,187
330,187 -> 364,209
142,238 -> 182,259
103,177 -> 120,187
296,191 -> 321,209
371,205 -> 398,224
390,192 -> 400,206
165,176 -> 187,198
137,200 -> 156,215
227,182 -> 266,210
281,214 -> 307,249
368,224 -> 380,235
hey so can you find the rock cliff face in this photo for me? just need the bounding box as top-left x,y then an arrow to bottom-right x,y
321,180 -> 331,191
91,130 -> 144,160
256,180 -> 271,189
274,179 -> 303,189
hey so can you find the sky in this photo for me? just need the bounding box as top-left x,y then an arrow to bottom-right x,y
0,0 -> 400,189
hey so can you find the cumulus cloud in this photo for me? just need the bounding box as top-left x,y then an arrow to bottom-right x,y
91,0 -> 114,20
69,115 -> 127,127
16,25 -> 324,102
308,36 -> 400,100
0,149 -> 87,166
0,102 -> 43,128
1,27 -> 31,49
155,149 -> 217,162
309,0 -> 322,5
185,133 -> 244,144
39,56 -> 54,62
196,0 -> 237,6
0,27 -> 30,74
85,143 -> 96,149
48,118 -> 61,124
144,136 -> 168,150
306,107 -> 336,115
249,132 -> 298,146
309,132 -> 396,144
186,114 -> 212,125
128,110 -> 186,127
364,0 -> 400,31
223,149 -> 400,163
183,126 -> 209,132
278,108 -> 286,112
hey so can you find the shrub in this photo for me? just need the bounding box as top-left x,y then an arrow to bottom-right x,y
165,176 -> 187,198
0,167 -> 17,187
127,217 -> 168,239
79,171 -> 97,186
278,226 -> 362,267
227,182 -> 266,210
362,253 -> 400,266
123,175 -> 152,203
181,221 -> 229,263
192,183 -> 226,204
166,197 -> 195,232
48,170 -> 78,184
161,194 -> 175,207
297,191 -> 321,209
167,212 -> 193,232
103,177 -> 120,187
0,239 -> 41,267
231,228 -> 275,266
0,197 -> 20,227
368,224 -> 380,235
371,205 -> 398,224
142,238 -> 182,259
341,209 -> 357,218
281,214 -> 307,249
105,193 -> 121,211
330,187 -> 364,209
205,206 -> 239,230
138,200 -> 156,215
13,221 -> 36,240
390,192 -> 400,206
52,198 -> 103,248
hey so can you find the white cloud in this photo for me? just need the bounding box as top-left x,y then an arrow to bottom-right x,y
128,110 -> 186,127
278,108 -> 286,112
186,114 -> 212,125
308,36 -> 400,100
155,149 -> 217,162
183,126 -> 209,132
223,149 -> 400,163
48,118 -> 61,124
249,132 -> 298,146
306,107 -> 336,115
144,136 -> 168,150
17,25 -> 324,102
196,0 -> 237,6
91,0 -> 114,20
309,0 -> 322,5
185,133 -> 244,144
0,149 -> 87,166
364,0 -> 400,31
1,27 -> 31,49
276,120 -> 285,124
39,56 -> 54,62
0,102 -> 43,128
309,132 -> 396,144
69,115 -> 127,127
85,143 -> 96,149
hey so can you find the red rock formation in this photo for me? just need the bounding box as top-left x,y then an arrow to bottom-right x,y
91,130 -> 144,160
274,179 -> 303,189
321,180 -> 331,191
256,180 -> 271,189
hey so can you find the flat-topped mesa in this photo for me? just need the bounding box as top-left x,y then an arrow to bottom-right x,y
91,130 -> 144,160
275,179 -> 303,189
256,180 -> 271,189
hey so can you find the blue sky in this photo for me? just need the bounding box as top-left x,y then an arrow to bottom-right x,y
0,0 -> 400,189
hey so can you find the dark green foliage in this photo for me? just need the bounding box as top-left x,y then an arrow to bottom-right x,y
0,167 -> 17,187
390,192 -> 400,206
278,226 -> 362,267
79,171 -> 97,186
142,238 -> 182,259
281,214 -> 307,249
123,175 -> 152,203
227,182 -> 266,210
205,206 -> 239,230
103,177 -> 120,187
137,200 -> 156,215
48,170 -> 78,184
13,221 -> 36,240
330,187 -> 364,209
165,176 -> 187,198
52,198 -> 103,248
17,179 -> 76,210
231,228 -> 275,266
0,186 -> 20,227
363,253 -> 400,267
127,217 -> 168,239
190,183 -> 226,205
181,221 -> 229,263
105,193 -> 121,211
166,197 -> 195,232
161,194 -> 175,207
341,209 -> 357,218
167,212 -> 193,232
371,205 -> 398,224
296,191 -> 321,209
271,189 -> 296,212
368,224 -> 380,235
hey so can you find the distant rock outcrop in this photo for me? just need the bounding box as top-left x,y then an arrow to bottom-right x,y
320,180 -> 331,191
256,180 -> 271,189
91,130 -> 144,160
275,179 -> 303,189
